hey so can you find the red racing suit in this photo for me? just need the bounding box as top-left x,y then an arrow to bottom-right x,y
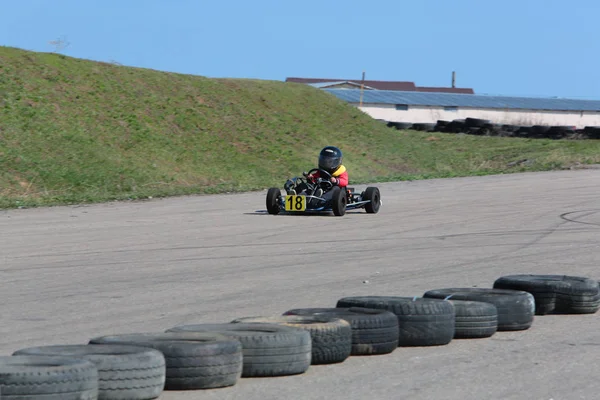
309,165 -> 349,187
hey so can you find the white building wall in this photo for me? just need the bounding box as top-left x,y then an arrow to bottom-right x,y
356,103 -> 600,128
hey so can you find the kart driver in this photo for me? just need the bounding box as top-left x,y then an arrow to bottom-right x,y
288,146 -> 348,199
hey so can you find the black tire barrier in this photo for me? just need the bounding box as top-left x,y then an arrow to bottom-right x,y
493,274 -> 600,315
166,323 -> 311,377
0,355 -> 99,399
383,117 -> 598,139
423,288 -> 535,331
3,267 -> 600,396
546,126 -> 576,140
89,332 -> 243,390
386,121 -> 413,130
445,120 -> 466,133
465,117 -> 490,128
515,126 -> 532,136
531,125 -> 550,134
411,123 -> 436,132
502,124 -> 519,132
393,122 -> 414,130
584,126 -> 600,139
467,126 -> 482,135
434,120 -> 450,131
282,307 -> 399,355
13,344 -> 166,400
230,315 -> 352,365
336,296 -> 455,346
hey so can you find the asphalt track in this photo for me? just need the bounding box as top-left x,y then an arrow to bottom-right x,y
1,169 -> 600,400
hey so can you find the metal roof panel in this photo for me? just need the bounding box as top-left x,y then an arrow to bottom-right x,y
323,89 -> 600,111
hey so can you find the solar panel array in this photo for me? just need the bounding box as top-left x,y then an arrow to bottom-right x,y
323,89 -> 600,112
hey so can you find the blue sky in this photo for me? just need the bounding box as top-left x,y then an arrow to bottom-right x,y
1,0 -> 599,99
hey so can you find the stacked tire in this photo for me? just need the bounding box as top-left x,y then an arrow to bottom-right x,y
283,307 -> 399,355
166,323 -> 312,377
335,296 -> 456,346
423,288 -> 535,331
88,332 -> 243,390
230,315 -> 353,365
493,274 -> 600,315
12,344 -> 166,399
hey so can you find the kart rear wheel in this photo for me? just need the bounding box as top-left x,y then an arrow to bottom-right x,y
331,186 -> 347,216
266,188 -> 281,215
363,187 -> 381,214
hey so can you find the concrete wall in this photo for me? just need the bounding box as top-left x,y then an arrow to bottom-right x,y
356,103 -> 600,128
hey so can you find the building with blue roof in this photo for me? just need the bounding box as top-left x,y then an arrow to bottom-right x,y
322,88 -> 600,128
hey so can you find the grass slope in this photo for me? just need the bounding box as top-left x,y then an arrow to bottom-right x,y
1,46 -> 599,209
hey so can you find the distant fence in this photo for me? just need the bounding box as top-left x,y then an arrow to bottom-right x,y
380,117 -> 600,140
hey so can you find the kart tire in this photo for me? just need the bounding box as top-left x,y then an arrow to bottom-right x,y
363,186 -> 381,213
13,344 -> 166,400
423,288 -> 535,331
331,186 -> 347,216
493,274 -> 600,315
89,332 -> 243,390
230,315 -> 352,365
336,297 -> 455,347
266,187 -> 281,215
448,300 -> 498,339
282,307 -> 399,355
0,355 -> 99,399
166,323 -> 311,377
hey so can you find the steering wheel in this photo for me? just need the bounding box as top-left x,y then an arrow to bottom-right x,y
305,168 -> 334,190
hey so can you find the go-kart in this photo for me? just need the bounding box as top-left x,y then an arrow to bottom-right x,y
265,168 -> 381,216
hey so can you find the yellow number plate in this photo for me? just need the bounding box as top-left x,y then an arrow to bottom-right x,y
284,195 -> 306,211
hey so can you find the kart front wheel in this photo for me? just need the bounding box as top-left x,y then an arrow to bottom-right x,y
331,186 -> 347,216
363,187 -> 381,214
266,188 -> 281,215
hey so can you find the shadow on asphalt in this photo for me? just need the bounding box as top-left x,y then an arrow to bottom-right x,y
244,210 -> 368,216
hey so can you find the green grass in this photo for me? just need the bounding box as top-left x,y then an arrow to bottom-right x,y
1,46 -> 599,209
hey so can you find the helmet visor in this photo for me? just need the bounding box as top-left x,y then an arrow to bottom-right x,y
319,155 -> 341,171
